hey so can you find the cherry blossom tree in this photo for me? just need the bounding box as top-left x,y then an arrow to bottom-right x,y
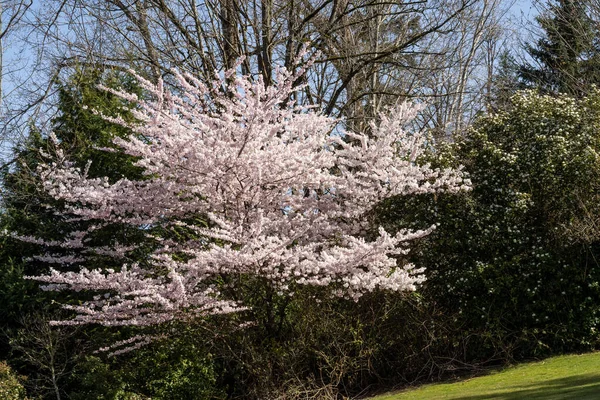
19,62 -> 470,331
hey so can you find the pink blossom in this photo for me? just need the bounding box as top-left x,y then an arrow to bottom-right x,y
22,64 -> 470,328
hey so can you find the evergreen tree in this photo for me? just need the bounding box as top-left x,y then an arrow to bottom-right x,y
518,0 -> 600,96
1,67 -> 143,326
0,67 -> 145,399
489,51 -> 523,111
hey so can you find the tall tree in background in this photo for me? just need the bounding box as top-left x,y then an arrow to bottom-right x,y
518,0 -> 600,96
0,67 -> 146,399
0,67 -> 142,332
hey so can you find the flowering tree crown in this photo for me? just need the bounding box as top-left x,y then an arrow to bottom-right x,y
20,64 -> 469,329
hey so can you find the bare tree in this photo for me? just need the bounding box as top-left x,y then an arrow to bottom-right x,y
8,313 -> 82,400
0,1 -> 33,156
410,0 -> 515,138
0,0 -> 516,154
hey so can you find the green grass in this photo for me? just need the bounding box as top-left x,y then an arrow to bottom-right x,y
372,352 -> 600,399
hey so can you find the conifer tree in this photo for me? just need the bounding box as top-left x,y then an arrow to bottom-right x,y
1,67 -> 142,329
518,0 -> 600,96
0,67 -> 146,398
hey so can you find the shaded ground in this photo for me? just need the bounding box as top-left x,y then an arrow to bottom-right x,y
373,352 -> 600,399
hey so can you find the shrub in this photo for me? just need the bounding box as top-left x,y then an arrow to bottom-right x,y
379,90 -> 600,364
0,362 -> 27,400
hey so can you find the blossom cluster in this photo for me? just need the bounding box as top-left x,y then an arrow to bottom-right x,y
23,64 -> 469,327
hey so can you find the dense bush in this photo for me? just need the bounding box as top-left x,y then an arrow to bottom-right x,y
378,90 -> 600,364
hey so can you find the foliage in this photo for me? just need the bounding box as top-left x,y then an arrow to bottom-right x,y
0,66 -> 144,326
109,330 -> 225,400
0,67 -> 162,400
0,362 -> 28,400
379,90 -> 600,365
68,341 -> 224,400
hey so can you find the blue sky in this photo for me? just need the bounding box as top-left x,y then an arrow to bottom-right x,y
512,0 -> 536,19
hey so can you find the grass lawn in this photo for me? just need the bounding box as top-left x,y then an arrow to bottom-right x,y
371,352 -> 600,399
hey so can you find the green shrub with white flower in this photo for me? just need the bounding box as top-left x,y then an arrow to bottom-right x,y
378,90 -> 600,361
